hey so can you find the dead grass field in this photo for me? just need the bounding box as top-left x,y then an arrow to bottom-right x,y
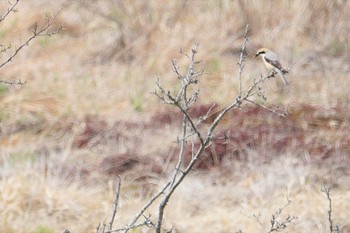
0,1 -> 350,232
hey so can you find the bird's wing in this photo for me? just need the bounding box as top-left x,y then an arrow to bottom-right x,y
264,51 -> 284,71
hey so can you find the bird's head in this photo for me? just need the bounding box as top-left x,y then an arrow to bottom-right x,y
255,48 -> 270,57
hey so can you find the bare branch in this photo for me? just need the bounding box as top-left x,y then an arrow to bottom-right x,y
124,181 -> 171,233
112,215 -> 156,232
322,186 -> 341,233
0,9 -> 63,70
170,114 -> 187,188
237,24 -> 249,97
153,77 -> 176,105
172,59 -> 183,80
267,199 -> 296,233
0,0 -> 20,22
0,79 -> 26,85
176,103 -> 204,144
196,103 -> 217,124
153,46 -> 205,145
107,176 -> 121,233
203,68 -> 286,129
245,99 -> 289,117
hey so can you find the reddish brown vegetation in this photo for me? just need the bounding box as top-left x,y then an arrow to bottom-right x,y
187,104 -> 350,169
71,104 -> 350,174
100,153 -> 139,175
99,153 -> 163,177
73,115 -> 108,148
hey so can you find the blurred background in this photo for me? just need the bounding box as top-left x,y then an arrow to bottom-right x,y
0,1 -> 349,232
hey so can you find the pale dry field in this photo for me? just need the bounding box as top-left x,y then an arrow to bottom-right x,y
0,1 -> 350,233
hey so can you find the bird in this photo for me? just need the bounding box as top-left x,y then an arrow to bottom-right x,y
255,48 -> 289,85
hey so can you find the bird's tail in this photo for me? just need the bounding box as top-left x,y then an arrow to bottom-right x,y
276,69 -> 289,85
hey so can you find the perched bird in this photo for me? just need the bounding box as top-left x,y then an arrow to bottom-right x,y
255,48 -> 289,85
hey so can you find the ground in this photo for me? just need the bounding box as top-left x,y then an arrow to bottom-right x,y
0,1 -> 349,233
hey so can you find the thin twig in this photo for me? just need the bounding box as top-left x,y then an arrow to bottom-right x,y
175,103 -> 204,144
154,49 -> 205,145
0,11 -> 62,70
107,176 -> 122,233
0,0 -> 20,22
0,79 -> 26,85
196,103 -> 217,125
238,24 -> 249,98
245,99 -> 288,117
124,181 -> 170,233
202,70 -> 278,122
326,187 -> 334,233
322,186 -> 340,233
112,215 -> 156,232
170,114 -> 187,188
267,199 -> 296,233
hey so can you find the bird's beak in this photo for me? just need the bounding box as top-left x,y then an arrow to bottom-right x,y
255,53 -> 259,57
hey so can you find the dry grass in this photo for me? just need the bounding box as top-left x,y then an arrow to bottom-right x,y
0,0 -> 350,232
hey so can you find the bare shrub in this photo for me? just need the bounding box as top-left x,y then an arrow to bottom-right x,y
94,25 -> 297,233
0,0 -> 62,85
